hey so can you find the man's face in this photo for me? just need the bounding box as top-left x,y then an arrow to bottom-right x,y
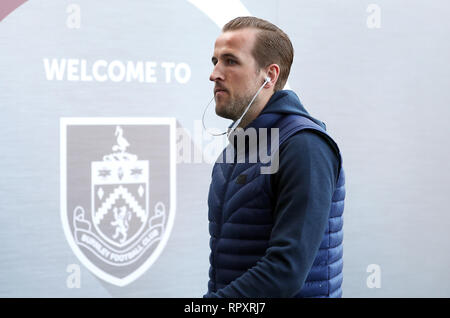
210,28 -> 262,120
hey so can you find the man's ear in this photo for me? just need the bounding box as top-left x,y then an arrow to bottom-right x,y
265,64 -> 280,88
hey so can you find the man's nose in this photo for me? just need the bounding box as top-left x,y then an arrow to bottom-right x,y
209,64 -> 224,82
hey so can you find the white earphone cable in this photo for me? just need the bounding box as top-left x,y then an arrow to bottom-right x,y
202,77 -> 270,137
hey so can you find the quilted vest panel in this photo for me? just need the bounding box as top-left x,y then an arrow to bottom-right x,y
207,113 -> 345,297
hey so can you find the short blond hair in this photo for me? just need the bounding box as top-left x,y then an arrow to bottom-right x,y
223,16 -> 294,91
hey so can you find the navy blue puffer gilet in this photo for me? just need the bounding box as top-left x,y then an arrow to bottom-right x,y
207,102 -> 345,298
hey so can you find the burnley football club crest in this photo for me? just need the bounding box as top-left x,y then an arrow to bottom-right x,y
60,118 -> 176,286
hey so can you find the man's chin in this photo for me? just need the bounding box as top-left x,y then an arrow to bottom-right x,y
215,105 -> 234,120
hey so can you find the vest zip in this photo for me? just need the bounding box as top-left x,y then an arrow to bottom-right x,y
213,161 -> 237,291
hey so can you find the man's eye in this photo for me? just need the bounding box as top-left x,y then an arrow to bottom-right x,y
227,59 -> 236,65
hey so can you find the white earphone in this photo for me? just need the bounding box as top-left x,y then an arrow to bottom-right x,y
226,76 -> 271,136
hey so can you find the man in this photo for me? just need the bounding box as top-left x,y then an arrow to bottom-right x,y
204,17 -> 345,298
